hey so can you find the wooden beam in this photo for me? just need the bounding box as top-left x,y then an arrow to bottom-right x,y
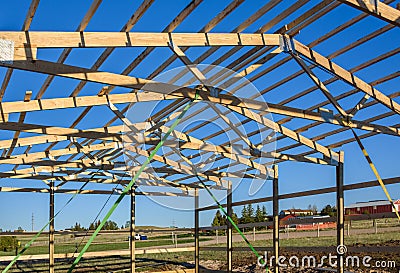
0,92 -> 166,114
337,0 -> 400,27
0,187 -> 192,196
293,39 -> 400,115
0,142 -> 119,165
22,0 -> 40,31
0,122 -> 124,141
226,105 -> 339,160
0,89 -> 397,137
0,32 -> 282,49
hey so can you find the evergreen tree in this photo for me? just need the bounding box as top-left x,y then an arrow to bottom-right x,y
222,215 -> 227,225
255,205 -> 264,222
240,205 -> 248,223
71,222 -> 85,231
321,204 -> 337,216
262,205 -> 267,218
247,204 -> 255,222
231,212 -> 239,226
211,211 -> 221,227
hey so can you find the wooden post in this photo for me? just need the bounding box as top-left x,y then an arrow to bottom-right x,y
49,180 -> 55,273
130,188 -> 136,273
195,188 -> 200,273
336,151 -> 345,273
317,223 -> 320,238
272,165 -> 279,273
227,181 -> 233,273
216,229 -> 219,244
347,223 -> 350,236
374,220 -> 378,234
253,226 -> 256,241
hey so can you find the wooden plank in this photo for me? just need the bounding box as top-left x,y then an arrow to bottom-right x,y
0,32 -> 282,49
0,88 -> 383,137
0,92 -> 168,114
0,122 -> 125,140
294,39 -> 400,115
226,105 -> 339,159
337,0 -> 400,27
0,142 -> 119,165
22,0 -> 40,31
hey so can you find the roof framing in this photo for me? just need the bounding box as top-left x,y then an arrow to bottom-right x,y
0,0 -> 398,194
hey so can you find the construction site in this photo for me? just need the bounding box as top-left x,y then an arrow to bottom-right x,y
0,0 -> 399,272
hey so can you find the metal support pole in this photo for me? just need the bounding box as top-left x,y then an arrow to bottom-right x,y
272,165 -> 279,273
227,181 -> 233,273
195,188 -> 200,273
49,181 -> 55,273
317,223 -> 320,238
130,188 -> 136,273
336,151 -> 345,273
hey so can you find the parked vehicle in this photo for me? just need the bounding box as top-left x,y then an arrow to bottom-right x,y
133,234 -> 147,240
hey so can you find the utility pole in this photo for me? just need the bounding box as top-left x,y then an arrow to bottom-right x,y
31,213 -> 34,231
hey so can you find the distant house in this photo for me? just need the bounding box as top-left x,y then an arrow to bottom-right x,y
279,209 -> 314,216
271,215 -> 335,230
345,200 -> 400,215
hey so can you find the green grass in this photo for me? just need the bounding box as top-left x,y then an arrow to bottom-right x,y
0,237 -> 211,256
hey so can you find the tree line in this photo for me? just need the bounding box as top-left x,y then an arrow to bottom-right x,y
70,220 -> 120,231
211,204 -> 268,232
211,203 -> 337,228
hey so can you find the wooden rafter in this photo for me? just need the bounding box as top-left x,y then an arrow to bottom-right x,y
293,39 -> 400,116
337,0 -> 400,27
0,0 -> 397,198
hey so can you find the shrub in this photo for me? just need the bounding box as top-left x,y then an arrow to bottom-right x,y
0,236 -> 18,252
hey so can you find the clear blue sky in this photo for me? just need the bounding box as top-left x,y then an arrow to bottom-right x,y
0,0 -> 399,231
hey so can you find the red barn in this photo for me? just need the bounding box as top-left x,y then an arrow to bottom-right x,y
345,200 -> 400,215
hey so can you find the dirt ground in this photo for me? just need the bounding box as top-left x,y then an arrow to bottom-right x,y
192,241 -> 400,273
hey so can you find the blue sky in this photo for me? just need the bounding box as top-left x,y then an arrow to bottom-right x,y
0,0 -> 399,231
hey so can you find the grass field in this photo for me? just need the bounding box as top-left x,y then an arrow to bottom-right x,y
0,236 -> 210,256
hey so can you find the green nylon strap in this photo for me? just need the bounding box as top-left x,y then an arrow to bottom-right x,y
68,91 -> 200,272
195,175 -> 270,272
2,168 -> 102,273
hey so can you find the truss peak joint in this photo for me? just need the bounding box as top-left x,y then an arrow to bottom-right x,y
279,35 -> 295,54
